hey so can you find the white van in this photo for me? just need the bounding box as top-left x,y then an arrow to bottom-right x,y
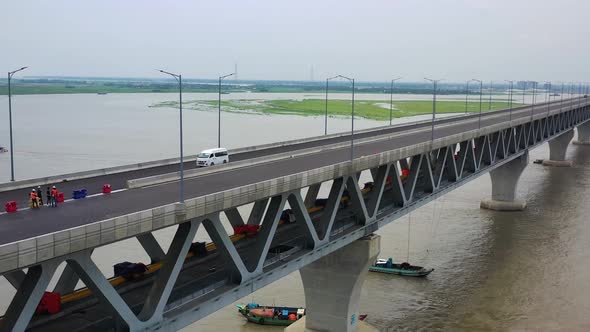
196,148 -> 229,167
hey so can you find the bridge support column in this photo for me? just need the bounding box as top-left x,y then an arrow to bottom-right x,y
480,152 -> 528,211
542,130 -> 574,167
286,234 -> 380,332
573,121 -> 590,145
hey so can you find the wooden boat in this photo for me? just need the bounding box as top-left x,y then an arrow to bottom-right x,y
236,303 -> 367,326
236,303 -> 305,326
370,258 -> 434,277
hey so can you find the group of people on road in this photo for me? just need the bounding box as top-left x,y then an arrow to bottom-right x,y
29,186 -> 59,208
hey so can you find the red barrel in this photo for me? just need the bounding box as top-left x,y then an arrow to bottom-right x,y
56,192 -> 65,203
102,184 -> 112,194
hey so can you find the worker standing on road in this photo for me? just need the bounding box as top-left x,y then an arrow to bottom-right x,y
50,186 -> 58,207
36,186 -> 43,206
30,189 -> 39,208
46,186 -> 51,207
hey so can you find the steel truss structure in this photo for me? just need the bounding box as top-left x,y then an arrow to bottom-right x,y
2,102 -> 590,332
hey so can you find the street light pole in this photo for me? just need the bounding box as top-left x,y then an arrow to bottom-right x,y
464,80 -> 470,114
324,75 -> 339,135
7,66 -> 27,182
158,69 -> 184,203
531,81 -> 537,122
472,79 -> 483,129
335,75 -> 355,162
389,77 -> 402,125
488,80 -> 493,110
505,80 -> 514,121
578,82 -> 583,109
560,82 -> 564,113
545,81 -> 551,121
522,81 -> 527,105
218,72 -> 235,148
425,78 -> 442,144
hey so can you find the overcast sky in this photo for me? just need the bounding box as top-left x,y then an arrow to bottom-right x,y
2,0 -> 590,82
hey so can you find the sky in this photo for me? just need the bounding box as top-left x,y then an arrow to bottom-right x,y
2,0 -> 590,82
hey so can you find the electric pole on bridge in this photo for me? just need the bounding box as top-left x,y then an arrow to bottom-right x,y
389,77 -> 402,125
471,79 -> 483,129
324,75 -> 339,135
218,72 -> 235,148
545,81 -> 552,119
158,69 -> 185,203
464,80 -> 471,114
7,66 -> 28,182
505,80 -> 514,122
425,78 -> 443,144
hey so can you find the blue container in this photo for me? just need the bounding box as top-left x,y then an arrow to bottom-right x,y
72,189 -> 88,199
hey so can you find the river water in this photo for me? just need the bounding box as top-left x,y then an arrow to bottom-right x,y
1,93 -> 588,331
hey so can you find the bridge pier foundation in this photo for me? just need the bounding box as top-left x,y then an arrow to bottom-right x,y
286,234 -> 380,332
573,121 -> 590,145
542,130 -> 574,167
480,152 -> 528,211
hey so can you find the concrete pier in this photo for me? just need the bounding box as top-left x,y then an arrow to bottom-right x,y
542,130 -> 574,167
481,152 -> 528,211
286,234 -> 380,332
573,121 -> 590,145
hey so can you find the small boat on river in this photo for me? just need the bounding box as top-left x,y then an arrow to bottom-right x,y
0,146 -> 7,153
236,303 -> 367,326
370,258 -> 434,277
236,303 -> 305,326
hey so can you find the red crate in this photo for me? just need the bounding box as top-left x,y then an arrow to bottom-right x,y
56,192 -> 65,203
36,292 -> 61,314
5,201 -> 17,213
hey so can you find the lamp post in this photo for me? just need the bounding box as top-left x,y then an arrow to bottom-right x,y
424,78 -> 442,143
578,82 -> 583,109
488,80 -> 493,110
7,66 -> 27,182
560,82 -> 564,112
545,81 -> 551,119
522,81 -> 527,105
472,79 -> 483,129
530,81 -> 537,122
333,75 -> 355,162
568,82 -> 574,109
324,75 -> 339,135
389,77 -> 402,125
464,80 -> 471,114
218,72 -> 235,148
505,80 -> 514,121
158,69 -> 184,203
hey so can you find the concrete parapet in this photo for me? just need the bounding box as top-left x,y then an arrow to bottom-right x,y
297,234 -> 380,332
481,152 -> 528,211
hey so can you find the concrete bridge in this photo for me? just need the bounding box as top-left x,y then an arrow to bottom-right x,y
1,96 -> 589,331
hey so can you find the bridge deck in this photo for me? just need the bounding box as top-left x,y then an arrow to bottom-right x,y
0,99 -> 582,246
